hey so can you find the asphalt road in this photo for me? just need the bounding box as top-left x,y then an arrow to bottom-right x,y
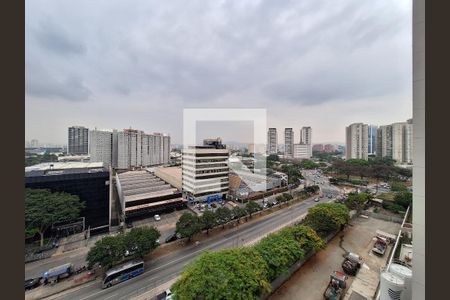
25,226 -> 176,280
302,169 -> 342,196
50,196 -> 335,300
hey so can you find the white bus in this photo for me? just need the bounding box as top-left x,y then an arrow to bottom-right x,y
102,260 -> 144,289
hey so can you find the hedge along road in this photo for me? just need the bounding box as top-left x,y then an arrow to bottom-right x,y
50,195 -> 337,300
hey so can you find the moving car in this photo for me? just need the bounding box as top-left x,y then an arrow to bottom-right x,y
154,215 -> 161,221
314,198 -> 320,202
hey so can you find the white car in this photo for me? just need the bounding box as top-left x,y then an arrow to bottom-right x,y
154,214 -> 161,221
314,198 -> 320,202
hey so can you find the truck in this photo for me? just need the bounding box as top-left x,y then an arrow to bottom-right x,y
43,263 -> 74,283
323,271 -> 347,300
372,236 -> 388,256
341,252 -> 362,276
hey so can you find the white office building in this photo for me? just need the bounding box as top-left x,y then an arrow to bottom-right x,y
182,139 -> 229,202
89,129 -> 118,168
345,123 -> 369,160
293,143 -> 312,159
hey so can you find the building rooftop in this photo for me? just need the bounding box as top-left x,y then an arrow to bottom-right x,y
25,162 -> 107,176
116,170 -> 180,204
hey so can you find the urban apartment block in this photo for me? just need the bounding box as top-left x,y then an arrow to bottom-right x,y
68,126 -> 89,155
346,123 -> 369,160
88,128 -> 170,169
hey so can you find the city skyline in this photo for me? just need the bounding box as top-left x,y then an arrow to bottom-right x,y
26,0 -> 412,145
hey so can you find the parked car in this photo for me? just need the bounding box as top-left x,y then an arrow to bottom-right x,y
314,198 -> 320,202
25,277 -> 42,291
372,237 -> 388,256
211,203 -> 217,208
154,215 -> 161,221
165,233 -> 178,243
156,289 -> 173,300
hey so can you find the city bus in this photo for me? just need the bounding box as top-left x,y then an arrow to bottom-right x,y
102,260 -> 144,288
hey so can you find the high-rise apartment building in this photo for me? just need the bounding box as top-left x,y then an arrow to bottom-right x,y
377,120 -> 412,164
300,126 -> 312,157
89,128 -> 170,169
284,128 -> 294,158
345,123 -> 369,160
267,128 -> 278,155
392,122 -> 407,163
182,138 -> 229,202
404,119 -> 413,164
89,129 -> 118,168
68,126 -> 89,155
300,126 -> 312,145
377,125 -> 393,159
368,125 -> 378,156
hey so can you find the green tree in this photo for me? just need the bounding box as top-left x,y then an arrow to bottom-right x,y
299,159 -> 319,170
344,192 -> 372,211
232,206 -> 247,224
123,226 -> 160,259
172,248 -> 271,300
87,235 -> 125,269
394,191 -> 412,209
254,225 -> 324,281
390,181 -> 408,192
215,207 -> 232,229
200,211 -> 217,234
25,188 -> 85,246
305,203 -> 350,235
245,201 -> 261,218
175,212 -> 202,241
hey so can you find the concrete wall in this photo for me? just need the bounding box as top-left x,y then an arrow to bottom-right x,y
412,0 -> 425,298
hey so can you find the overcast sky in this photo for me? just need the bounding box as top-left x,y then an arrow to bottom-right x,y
25,0 -> 412,145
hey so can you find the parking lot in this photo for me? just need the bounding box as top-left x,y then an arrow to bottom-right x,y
268,216 -> 400,300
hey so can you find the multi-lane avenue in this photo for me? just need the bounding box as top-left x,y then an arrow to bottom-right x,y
48,195 -> 338,300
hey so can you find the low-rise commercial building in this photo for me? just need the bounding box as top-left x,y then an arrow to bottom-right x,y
25,162 -> 110,233
116,170 -> 185,221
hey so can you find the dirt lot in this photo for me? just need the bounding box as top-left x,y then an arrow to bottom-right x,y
268,216 -> 400,300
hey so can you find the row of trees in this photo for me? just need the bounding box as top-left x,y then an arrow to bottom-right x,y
175,202 -> 263,241
25,188 -> 85,246
86,226 -> 160,269
176,188 -> 322,242
330,158 -> 412,184
172,203 -> 349,299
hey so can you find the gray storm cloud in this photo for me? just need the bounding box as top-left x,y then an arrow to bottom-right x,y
25,0 -> 412,144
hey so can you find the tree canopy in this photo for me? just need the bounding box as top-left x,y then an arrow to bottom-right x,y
200,210 -> 217,234
344,192 -> 372,211
245,201 -> 261,217
122,226 -> 161,259
305,203 -> 350,235
172,248 -> 271,300
87,236 -> 126,269
254,225 -> 324,281
25,188 -> 85,246
176,212 -> 202,241
215,207 -> 232,228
